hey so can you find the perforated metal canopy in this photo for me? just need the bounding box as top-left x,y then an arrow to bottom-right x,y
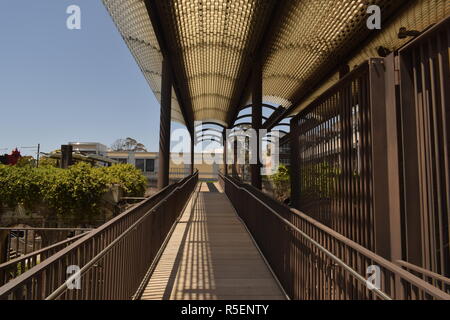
102,0 -> 449,128
102,0 -> 186,125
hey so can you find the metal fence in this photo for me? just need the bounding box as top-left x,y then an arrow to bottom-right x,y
0,233 -> 88,286
291,62 -> 376,250
287,16 -> 450,290
398,17 -> 450,278
0,172 -> 198,300
0,228 -> 90,261
219,173 -> 450,300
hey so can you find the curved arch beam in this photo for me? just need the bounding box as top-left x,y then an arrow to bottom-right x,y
196,128 -> 223,136
196,133 -> 223,140
266,130 -> 289,136
194,122 -> 227,129
198,138 -> 222,144
198,133 -> 224,141
234,114 -> 269,123
271,123 -> 290,128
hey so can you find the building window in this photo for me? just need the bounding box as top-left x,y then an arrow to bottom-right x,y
135,158 -> 155,172
135,159 -> 145,172
145,159 -> 155,172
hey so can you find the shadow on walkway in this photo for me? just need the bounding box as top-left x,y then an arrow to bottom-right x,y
206,183 -> 219,193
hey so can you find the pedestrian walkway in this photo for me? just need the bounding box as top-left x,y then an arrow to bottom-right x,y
140,182 -> 285,300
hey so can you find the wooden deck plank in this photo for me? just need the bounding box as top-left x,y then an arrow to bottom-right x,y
140,182 -> 285,300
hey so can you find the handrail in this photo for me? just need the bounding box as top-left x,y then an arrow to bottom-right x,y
0,172 -> 199,300
0,233 -> 88,285
46,172 -> 198,300
219,173 -> 450,300
1,227 -> 92,262
219,174 -> 389,300
0,228 -> 92,231
396,260 -> 450,287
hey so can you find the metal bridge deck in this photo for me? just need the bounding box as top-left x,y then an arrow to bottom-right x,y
140,182 -> 285,300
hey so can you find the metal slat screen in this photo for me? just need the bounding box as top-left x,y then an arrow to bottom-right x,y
296,63 -> 374,250
399,18 -> 450,278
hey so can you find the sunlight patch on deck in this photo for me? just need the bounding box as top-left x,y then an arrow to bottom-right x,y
140,182 -> 285,300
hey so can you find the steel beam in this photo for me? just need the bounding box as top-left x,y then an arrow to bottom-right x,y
158,59 -> 172,190
223,131 -> 228,176
369,58 -> 396,259
290,118 -> 300,209
251,61 -> 263,189
190,131 -> 195,175
144,0 -> 194,133
382,54 -> 403,264
232,139 -> 238,178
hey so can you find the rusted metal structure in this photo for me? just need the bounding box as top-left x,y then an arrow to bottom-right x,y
0,0 -> 449,300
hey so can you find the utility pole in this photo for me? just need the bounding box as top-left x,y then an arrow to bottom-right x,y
19,145 -> 41,167
36,144 -> 40,168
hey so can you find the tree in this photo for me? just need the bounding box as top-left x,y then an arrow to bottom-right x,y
16,156 -> 35,167
270,164 -> 291,202
111,138 -> 147,152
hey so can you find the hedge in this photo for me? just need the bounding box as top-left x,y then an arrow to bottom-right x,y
0,162 -> 146,218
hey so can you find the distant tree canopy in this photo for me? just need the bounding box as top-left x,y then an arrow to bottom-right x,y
111,137 -> 147,152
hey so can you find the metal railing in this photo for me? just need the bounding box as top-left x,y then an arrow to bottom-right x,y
0,233 -> 88,286
0,228 -> 91,261
396,260 -> 450,295
219,173 -> 450,300
0,172 -> 198,300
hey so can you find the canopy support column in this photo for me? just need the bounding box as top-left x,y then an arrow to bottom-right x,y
158,59 -> 172,190
190,131 -> 195,175
232,139 -> 238,178
251,62 -> 262,189
290,117 -> 300,209
223,131 -> 228,176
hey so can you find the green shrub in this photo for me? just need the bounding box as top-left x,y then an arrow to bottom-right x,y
0,165 -> 42,209
269,165 -> 291,202
102,164 -> 147,197
0,162 -> 146,219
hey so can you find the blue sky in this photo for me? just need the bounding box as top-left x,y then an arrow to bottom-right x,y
0,0 -> 187,156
